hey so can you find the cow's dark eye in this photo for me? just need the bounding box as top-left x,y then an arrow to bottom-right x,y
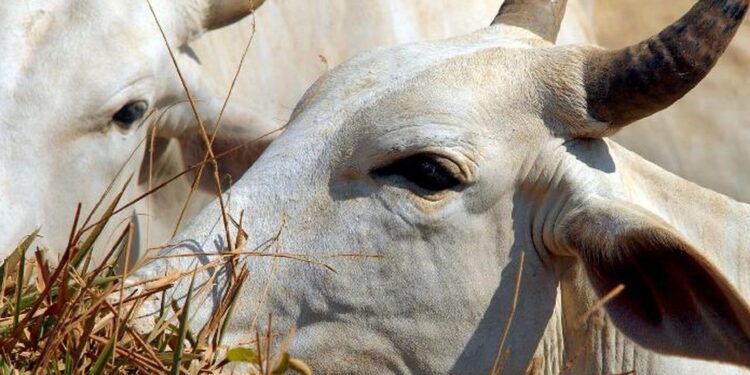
112,101 -> 148,129
372,154 -> 462,192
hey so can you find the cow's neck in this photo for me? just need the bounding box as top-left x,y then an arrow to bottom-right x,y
549,139 -> 750,374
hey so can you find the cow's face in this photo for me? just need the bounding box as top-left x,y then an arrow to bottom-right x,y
0,1 -> 270,255
211,27 -> 596,372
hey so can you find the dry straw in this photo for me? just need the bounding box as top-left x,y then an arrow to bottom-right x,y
0,178 -> 310,374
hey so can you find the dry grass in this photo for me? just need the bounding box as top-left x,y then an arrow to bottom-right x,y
0,180 -> 310,374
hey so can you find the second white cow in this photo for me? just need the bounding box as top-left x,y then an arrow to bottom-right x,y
0,0 -> 276,261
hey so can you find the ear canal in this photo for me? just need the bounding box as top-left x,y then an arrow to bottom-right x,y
202,0 -> 265,31
583,0 -> 749,130
552,197 -> 750,367
491,0 -> 568,42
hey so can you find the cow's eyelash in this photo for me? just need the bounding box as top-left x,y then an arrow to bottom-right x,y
371,153 -> 462,192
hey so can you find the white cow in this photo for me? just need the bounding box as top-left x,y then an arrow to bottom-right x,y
0,1 -> 276,261
132,0 -> 750,374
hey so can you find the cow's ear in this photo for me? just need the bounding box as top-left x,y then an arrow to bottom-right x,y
177,103 -> 279,193
154,98 -> 279,193
553,197 -> 750,367
152,54 -> 281,193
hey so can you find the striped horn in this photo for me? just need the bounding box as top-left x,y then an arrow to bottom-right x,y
584,0 -> 749,128
492,0 -> 568,42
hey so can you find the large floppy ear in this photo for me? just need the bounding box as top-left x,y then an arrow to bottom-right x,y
150,97 -> 280,193
552,196 -> 750,367
145,51 -> 281,193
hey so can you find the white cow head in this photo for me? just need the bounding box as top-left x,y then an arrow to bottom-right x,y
136,0 -> 750,373
0,0 -> 276,257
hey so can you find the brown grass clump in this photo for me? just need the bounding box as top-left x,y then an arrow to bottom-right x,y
0,184 -> 310,374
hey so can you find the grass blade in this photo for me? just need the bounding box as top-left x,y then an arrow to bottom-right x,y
12,232 -> 35,330
73,175 -> 132,269
170,269 -> 197,375
0,257 -> 7,314
91,336 -> 115,375
4,229 -> 39,279
288,358 -> 313,375
272,352 -> 289,374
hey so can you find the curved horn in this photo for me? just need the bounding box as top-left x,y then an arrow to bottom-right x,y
202,0 -> 265,30
492,0 -> 568,42
584,0 -> 749,128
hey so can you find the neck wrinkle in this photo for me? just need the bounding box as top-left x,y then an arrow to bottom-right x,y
520,139 -> 618,374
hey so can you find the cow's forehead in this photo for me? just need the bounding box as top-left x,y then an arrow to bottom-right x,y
291,26 -> 557,139
314,26 -> 540,99
0,2 -> 163,116
0,0 -> 65,21
0,1 -> 155,63
0,1 -> 124,50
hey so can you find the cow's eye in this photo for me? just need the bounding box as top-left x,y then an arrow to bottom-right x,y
372,154 -> 462,192
112,101 -> 148,129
